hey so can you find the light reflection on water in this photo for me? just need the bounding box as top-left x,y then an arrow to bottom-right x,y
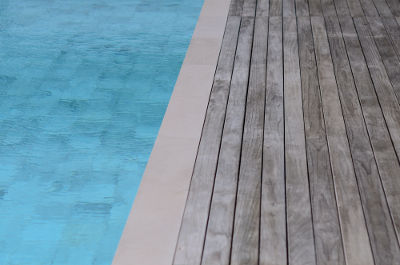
0,0 -> 202,264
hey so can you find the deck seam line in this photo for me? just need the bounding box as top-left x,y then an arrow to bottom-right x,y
359,16 -> 400,249
334,16 -> 378,265
350,15 -> 400,252
258,14 -> 267,265
229,16 -> 256,265
198,16 -> 242,265
297,15 -> 319,265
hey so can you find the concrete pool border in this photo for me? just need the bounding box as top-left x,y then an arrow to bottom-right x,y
112,0 -> 231,264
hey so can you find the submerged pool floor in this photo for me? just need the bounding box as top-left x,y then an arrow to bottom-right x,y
0,0 -> 202,264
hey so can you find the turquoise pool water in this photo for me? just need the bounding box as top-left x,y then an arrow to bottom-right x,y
0,0 -> 202,264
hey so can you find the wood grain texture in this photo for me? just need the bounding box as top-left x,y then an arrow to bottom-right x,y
231,16 -> 267,265
334,0 -> 351,17
382,17 -> 400,58
320,0 -> 337,17
174,3 -> 400,265
260,16 -> 286,265
173,16 -> 241,265
199,17 -> 253,265
283,0 -> 296,17
359,0 -> 380,17
311,16 -> 375,265
367,16 -> 400,105
295,0 -> 310,16
339,14 -> 400,254
242,0 -> 257,16
385,0 -> 400,16
325,15 -> 400,265
371,0 -> 393,17
297,16 -> 345,265
256,0 -> 270,16
270,0 -> 283,16
309,0 -> 323,16
283,17 -> 317,265
229,0 -> 244,16
346,0 -> 365,17
353,17 -> 400,166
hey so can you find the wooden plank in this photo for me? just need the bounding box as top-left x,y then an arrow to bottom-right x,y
385,0 -> 400,16
297,16 -> 345,265
295,0 -> 310,16
229,0 -> 244,16
309,0 -> 323,16
334,0 -> 352,16
283,17 -> 316,265
382,17 -> 400,58
359,0 -> 380,17
231,16 -> 267,265
283,0 -> 296,17
310,16 -> 375,265
367,16 -> 400,105
325,15 -> 400,265
339,14 -> 400,254
260,16 -> 286,265
371,0 -> 393,17
270,0 -> 283,16
172,16 -> 241,265
199,17 -> 254,265
353,17 -> 400,169
320,0 -> 337,17
242,0 -> 257,17
256,0 -> 270,16
346,0 -> 365,17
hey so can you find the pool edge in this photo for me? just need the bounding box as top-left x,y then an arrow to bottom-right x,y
111,0 -> 231,264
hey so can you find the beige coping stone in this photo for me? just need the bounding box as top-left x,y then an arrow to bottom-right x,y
111,0 -> 231,264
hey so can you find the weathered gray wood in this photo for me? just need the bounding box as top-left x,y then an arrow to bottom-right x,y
382,17 -> 400,58
283,0 -> 296,17
173,16 -> 241,265
334,0 -> 352,16
325,15 -> 400,265
367,16 -> 400,105
231,16 -> 267,265
297,16 -> 345,265
270,0 -> 283,16
199,17 -> 253,265
346,0 -> 365,17
320,0 -> 337,17
385,0 -> 400,16
339,14 -> 400,254
283,17 -> 316,265
260,16 -> 286,265
256,0 -> 270,16
229,0 -> 244,16
242,0 -> 257,17
295,0 -> 310,16
310,16 -> 375,265
359,0 -> 380,17
176,6 -> 400,265
309,0 -> 323,15
371,0 -> 393,17
354,17 -> 400,167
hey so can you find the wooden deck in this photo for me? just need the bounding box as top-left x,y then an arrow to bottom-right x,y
173,0 -> 400,264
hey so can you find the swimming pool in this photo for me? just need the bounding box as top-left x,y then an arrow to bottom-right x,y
0,0 -> 203,264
